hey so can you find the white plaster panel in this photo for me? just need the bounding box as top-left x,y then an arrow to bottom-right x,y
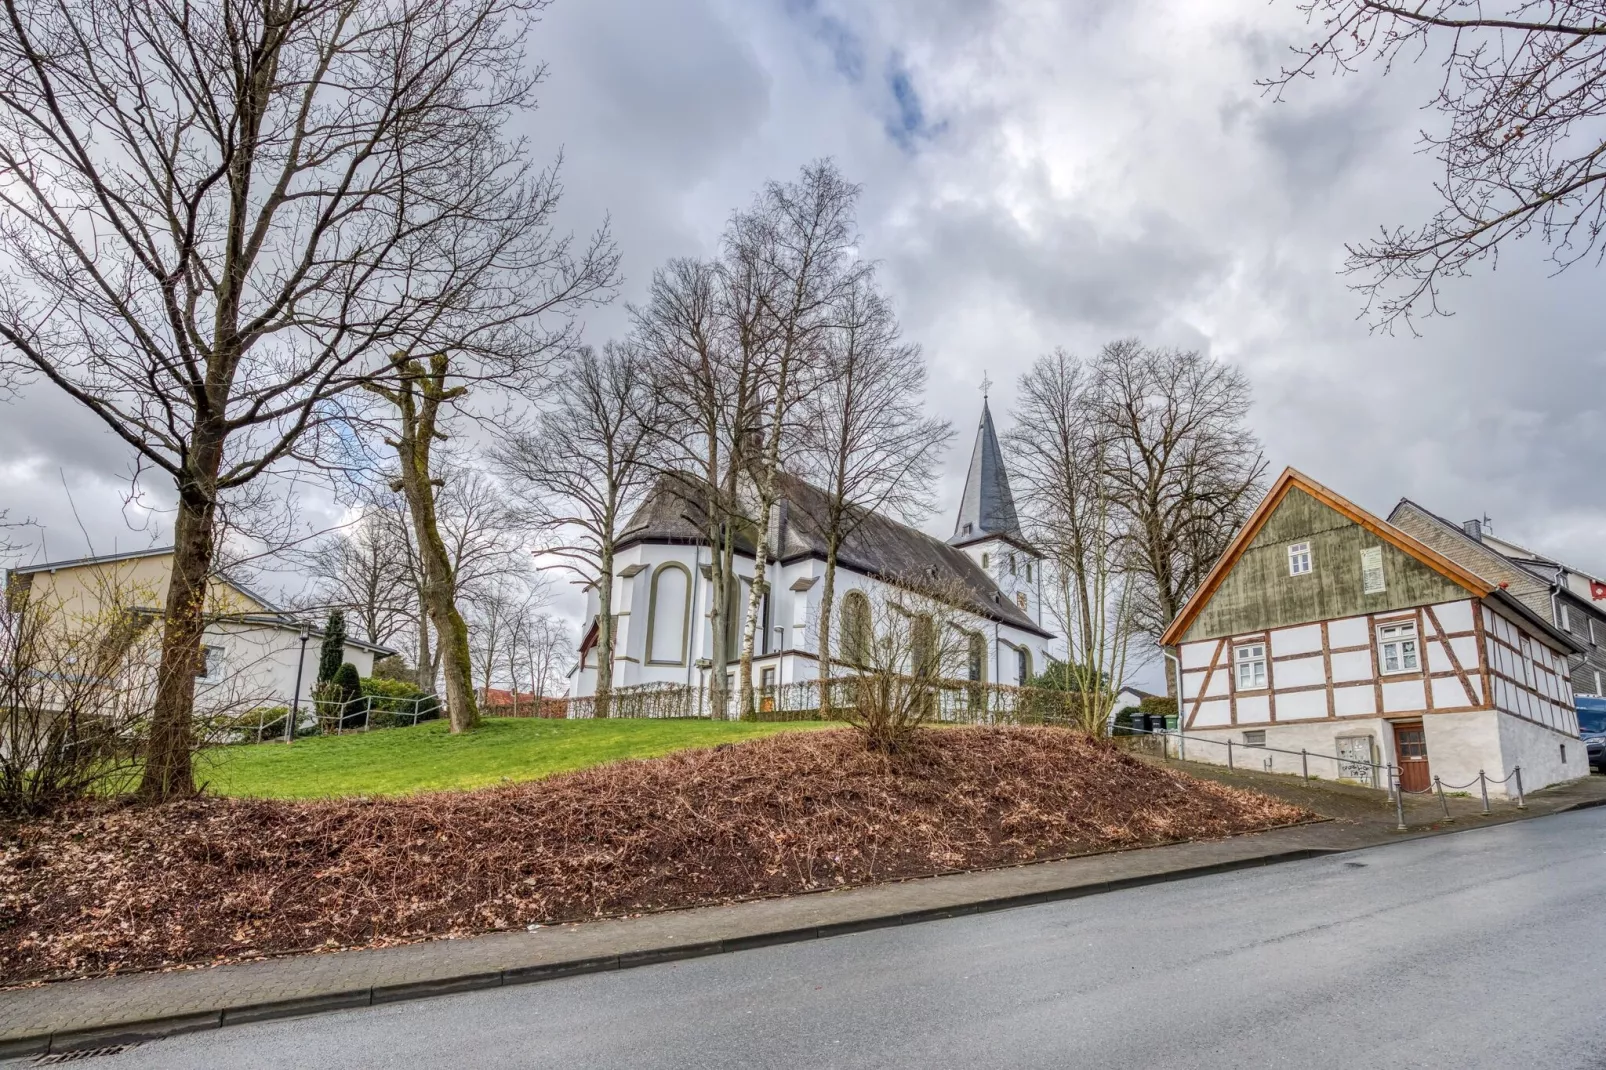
1330,650 -> 1373,683
1193,698 -> 1231,727
1181,641 -> 1219,671
1327,617 -> 1368,649
1382,678 -> 1427,713
1275,654 -> 1326,689
1276,690 -> 1328,721
1449,636 -> 1480,670
1236,694 -> 1270,725
1271,625 -> 1322,657
1434,600 -> 1474,634
1333,684 -> 1376,717
1425,640 -> 1454,676
1180,668 -> 1205,701
1431,676 -> 1471,711
1204,670 -> 1229,698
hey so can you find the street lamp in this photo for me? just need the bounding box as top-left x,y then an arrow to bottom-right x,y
287,622 -> 311,744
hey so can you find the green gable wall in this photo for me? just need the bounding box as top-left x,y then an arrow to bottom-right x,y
1181,487 -> 1472,643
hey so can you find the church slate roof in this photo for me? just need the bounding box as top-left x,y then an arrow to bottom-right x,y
949,401 -> 1023,548
617,471 -> 1052,638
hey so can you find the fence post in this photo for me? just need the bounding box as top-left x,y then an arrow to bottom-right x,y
1227,738 -> 1234,770
1434,776 -> 1450,820
363,695 -> 371,733
1514,766 -> 1525,809
1479,770 -> 1490,815
1394,772 -> 1407,831
1301,749 -> 1309,783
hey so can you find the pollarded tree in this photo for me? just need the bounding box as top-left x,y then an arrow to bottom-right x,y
1265,2 -> 1606,328
0,0 -> 597,797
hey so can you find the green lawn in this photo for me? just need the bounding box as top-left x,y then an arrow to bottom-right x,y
197,717 -> 826,800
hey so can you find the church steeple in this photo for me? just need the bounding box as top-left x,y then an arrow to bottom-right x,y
950,399 -> 1022,547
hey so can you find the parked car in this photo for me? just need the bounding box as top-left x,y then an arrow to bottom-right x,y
1579,697 -> 1606,774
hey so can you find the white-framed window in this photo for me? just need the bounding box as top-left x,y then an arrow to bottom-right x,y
1589,616 -> 1599,646
1376,621 -> 1419,674
1595,669 -> 1603,696
1242,729 -> 1266,747
196,644 -> 226,683
1287,542 -> 1312,576
1360,546 -> 1385,594
1234,642 -> 1267,690
1559,603 -> 1572,633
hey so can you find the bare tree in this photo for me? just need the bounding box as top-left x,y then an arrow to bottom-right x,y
305,512 -> 415,649
633,259 -> 761,720
524,613 -> 572,701
493,343 -> 663,718
1090,341 -> 1267,654
1264,2 -> 1606,328
797,277 -> 951,685
0,0 -> 593,796
733,162 -> 870,719
1006,349 -> 1134,732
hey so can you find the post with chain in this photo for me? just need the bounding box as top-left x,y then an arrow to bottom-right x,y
1301,748 -> 1309,783
1394,772 -> 1407,831
1479,770 -> 1490,815
1434,775 -> 1450,820
1514,766 -> 1525,810
1227,738 -> 1234,771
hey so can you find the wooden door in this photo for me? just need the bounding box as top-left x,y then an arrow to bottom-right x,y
1392,721 -> 1431,792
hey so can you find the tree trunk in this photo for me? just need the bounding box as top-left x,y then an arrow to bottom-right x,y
707,535 -> 732,720
138,433 -> 224,801
594,548 -> 615,719
376,353 -> 479,733
737,499 -> 774,721
816,540 -> 839,715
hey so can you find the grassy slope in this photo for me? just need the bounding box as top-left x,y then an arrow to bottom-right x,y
197,718 -> 824,799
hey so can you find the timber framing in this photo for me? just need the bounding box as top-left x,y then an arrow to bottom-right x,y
1160,468 -> 1495,647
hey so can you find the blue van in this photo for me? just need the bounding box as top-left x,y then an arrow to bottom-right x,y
1580,696 -> 1606,774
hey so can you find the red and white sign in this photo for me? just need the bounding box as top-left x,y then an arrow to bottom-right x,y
1593,579 -> 1606,601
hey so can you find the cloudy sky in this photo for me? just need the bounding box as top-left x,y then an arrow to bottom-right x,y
3,0 -> 1603,663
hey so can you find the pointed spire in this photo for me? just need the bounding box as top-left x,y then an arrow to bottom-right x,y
950,400 -> 1022,546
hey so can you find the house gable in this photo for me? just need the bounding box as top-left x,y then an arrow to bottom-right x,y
1169,471 -> 1489,645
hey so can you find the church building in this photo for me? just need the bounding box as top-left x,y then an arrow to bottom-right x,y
568,402 -> 1057,704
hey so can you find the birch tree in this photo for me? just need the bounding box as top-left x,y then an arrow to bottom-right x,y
732,161 -> 870,719
0,0 -> 599,795
493,343 -> 663,719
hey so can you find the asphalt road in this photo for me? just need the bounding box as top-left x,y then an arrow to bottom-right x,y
91,808 -> 1606,1069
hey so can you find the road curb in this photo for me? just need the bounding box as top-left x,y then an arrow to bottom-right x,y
7,846 -> 1339,1059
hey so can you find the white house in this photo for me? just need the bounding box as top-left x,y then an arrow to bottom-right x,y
569,401 -> 1057,705
1160,469 -> 1587,797
6,547 -> 392,717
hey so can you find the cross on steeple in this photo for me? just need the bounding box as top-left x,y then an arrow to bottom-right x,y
980,372 -> 993,402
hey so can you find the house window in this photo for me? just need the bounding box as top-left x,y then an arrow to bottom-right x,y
1594,669 -> 1603,696
760,667 -> 776,694
1242,729 -> 1266,747
1016,592 -> 1028,612
1590,617 -> 1599,646
1361,547 -> 1385,594
1288,542 -> 1312,576
1234,643 -> 1267,690
1560,603 -> 1572,632
1377,621 -> 1420,674
196,644 -> 226,683
1008,552 -> 1017,576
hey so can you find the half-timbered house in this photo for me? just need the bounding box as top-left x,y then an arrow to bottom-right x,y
1160,469 -> 1587,796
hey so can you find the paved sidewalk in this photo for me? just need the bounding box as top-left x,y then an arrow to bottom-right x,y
5,773 -> 1604,1060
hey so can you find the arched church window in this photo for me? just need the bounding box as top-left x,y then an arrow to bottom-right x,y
911,614 -> 937,678
840,590 -> 871,666
1017,647 -> 1033,686
967,632 -> 985,683
647,563 -> 690,664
